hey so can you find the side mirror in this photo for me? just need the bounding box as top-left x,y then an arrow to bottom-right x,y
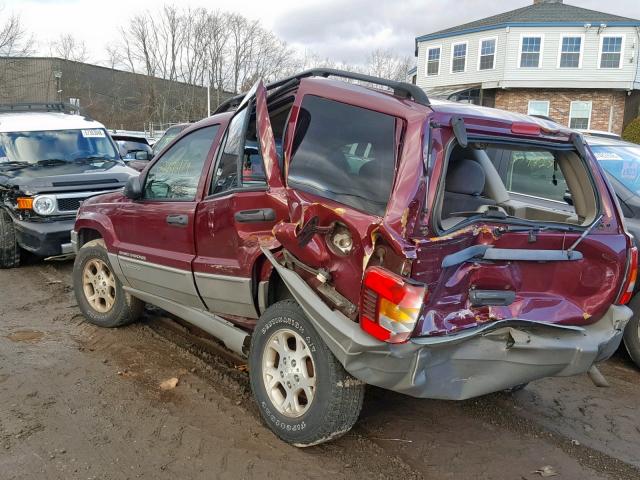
135,151 -> 151,161
124,175 -> 143,200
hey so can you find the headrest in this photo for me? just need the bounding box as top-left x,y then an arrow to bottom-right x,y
445,159 -> 485,196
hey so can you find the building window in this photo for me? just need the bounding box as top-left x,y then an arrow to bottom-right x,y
478,38 -> 496,70
451,42 -> 467,73
520,35 -> 542,68
528,100 -> 550,117
426,46 -> 441,76
569,101 -> 592,129
559,36 -> 582,68
600,36 -> 623,68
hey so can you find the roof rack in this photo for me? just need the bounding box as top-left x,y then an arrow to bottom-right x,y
214,68 -> 430,114
0,102 -> 80,114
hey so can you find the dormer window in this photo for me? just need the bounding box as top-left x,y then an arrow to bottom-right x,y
519,35 -> 543,68
451,42 -> 467,73
599,36 -> 624,69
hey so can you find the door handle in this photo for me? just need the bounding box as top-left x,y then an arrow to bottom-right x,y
469,289 -> 515,307
234,208 -> 276,223
166,214 -> 188,226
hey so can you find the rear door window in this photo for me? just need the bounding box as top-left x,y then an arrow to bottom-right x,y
504,150 -> 569,202
287,95 -> 397,216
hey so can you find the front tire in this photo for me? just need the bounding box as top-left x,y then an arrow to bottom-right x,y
0,209 -> 20,269
73,239 -> 143,327
623,295 -> 640,369
249,300 -> 365,447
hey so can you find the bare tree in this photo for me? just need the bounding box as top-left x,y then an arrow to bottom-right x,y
0,9 -> 32,56
104,45 -> 122,70
113,5 -> 419,128
204,10 -> 230,107
364,48 -> 413,82
0,9 -> 33,101
50,33 -> 89,62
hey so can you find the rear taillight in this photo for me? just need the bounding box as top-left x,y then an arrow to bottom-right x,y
616,246 -> 638,305
360,267 -> 426,344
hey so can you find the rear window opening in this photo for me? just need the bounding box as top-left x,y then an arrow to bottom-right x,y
287,95 -> 398,217
435,141 -> 599,232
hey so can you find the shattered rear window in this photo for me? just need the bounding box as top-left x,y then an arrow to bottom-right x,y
288,95 -> 396,216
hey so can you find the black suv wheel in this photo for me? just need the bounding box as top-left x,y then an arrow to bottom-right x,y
0,209 -> 20,269
249,300 -> 365,446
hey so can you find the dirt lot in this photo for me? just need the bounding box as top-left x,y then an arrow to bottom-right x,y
1,260 -> 639,480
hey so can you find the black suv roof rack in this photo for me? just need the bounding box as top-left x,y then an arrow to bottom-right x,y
214,68 -> 430,114
0,102 -> 80,114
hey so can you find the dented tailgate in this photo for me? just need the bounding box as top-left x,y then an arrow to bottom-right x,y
411,225 -> 628,336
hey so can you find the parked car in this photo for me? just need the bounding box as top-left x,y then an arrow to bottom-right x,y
0,103 -> 138,267
72,69 -> 634,447
150,123 -> 190,157
111,133 -> 153,171
579,129 -> 622,141
585,134 -> 640,367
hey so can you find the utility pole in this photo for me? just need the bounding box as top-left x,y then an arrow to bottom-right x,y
207,83 -> 211,117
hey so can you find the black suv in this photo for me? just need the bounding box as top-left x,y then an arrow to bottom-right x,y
0,103 -> 138,267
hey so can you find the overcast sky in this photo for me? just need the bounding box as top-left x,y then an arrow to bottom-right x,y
4,0 -> 640,65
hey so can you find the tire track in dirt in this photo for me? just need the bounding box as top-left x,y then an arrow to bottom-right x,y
26,260 -> 640,479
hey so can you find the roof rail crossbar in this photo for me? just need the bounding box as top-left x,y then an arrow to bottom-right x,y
0,102 -> 79,114
213,68 -> 430,114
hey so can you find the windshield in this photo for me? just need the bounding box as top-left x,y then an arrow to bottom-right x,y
591,144 -> 640,194
0,128 -> 119,165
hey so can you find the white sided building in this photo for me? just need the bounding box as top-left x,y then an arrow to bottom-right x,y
414,0 -> 640,134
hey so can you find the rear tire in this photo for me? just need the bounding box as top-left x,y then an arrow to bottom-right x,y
73,239 -> 143,328
623,295 -> 640,369
0,209 -> 20,269
249,300 -> 365,446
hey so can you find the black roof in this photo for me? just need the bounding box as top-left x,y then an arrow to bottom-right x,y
416,1 -> 640,46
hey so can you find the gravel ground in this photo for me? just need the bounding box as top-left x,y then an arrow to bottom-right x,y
1,259 -> 639,480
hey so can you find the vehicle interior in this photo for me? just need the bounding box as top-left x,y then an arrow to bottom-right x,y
211,95 -> 293,194
436,142 -> 599,231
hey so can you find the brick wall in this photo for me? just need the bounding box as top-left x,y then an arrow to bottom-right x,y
494,89 -> 627,134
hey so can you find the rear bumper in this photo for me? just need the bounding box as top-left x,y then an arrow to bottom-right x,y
262,247 -> 632,400
13,218 -> 75,257
344,305 -> 630,400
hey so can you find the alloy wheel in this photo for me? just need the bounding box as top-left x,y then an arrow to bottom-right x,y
262,328 -> 317,418
82,258 -> 116,313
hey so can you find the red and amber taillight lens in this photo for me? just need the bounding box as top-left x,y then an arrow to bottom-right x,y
360,267 -> 426,344
616,246 -> 638,305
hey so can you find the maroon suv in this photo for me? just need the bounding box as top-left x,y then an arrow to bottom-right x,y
72,69 -> 635,447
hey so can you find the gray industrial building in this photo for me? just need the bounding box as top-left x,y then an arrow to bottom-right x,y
0,57 -> 223,131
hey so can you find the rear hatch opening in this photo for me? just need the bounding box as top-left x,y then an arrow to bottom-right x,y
411,136 -> 628,338
435,140 -> 600,234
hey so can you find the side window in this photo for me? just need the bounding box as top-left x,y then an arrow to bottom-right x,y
144,125 -> 218,201
211,106 -> 272,195
288,95 -> 397,216
505,151 -> 569,202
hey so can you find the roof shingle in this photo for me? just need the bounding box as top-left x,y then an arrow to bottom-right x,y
416,1 -> 640,43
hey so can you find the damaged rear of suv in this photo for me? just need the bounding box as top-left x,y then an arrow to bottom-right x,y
72,69 -> 634,447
